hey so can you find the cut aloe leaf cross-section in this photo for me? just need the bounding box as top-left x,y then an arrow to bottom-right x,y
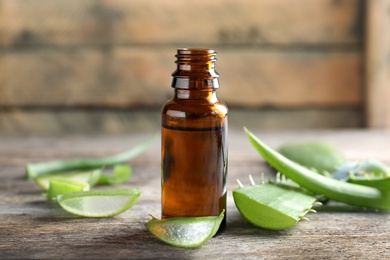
57,189 -> 141,218
34,169 -> 102,191
145,210 -> 224,248
46,179 -> 90,201
97,165 -> 132,185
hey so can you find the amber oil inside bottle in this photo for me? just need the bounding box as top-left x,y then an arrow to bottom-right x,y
161,48 -> 228,231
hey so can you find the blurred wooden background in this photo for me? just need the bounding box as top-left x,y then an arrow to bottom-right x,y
0,0 -> 389,134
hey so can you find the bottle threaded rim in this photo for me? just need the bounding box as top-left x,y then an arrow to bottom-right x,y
175,48 -> 217,63
172,48 -> 219,88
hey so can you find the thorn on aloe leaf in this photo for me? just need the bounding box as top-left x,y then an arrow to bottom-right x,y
237,179 -> 244,188
149,214 -> 158,220
308,209 -> 317,213
260,173 -> 265,184
300,216 -> 310,221
249,175 -> 256,186
233,173 -> 318,230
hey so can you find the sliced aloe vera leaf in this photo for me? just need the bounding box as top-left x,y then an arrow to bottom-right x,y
278,142 -> 345,173
57,189 -> 141,218
34,169 -> 101,191
46,179 -> 90,201
25,135 -> 157,179
98,165 -> 132,185
233,179 -> 317,230
145,210 -> 225,248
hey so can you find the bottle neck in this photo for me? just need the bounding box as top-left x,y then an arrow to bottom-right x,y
174,88 -> 218,102
171,48 -> 220,90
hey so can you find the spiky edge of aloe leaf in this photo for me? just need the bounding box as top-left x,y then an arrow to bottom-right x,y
243,174 -> 319,213
244,127 -> 390,210
234,175 -> 319,230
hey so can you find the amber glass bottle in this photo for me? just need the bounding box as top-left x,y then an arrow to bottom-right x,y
161,48 -> 228,231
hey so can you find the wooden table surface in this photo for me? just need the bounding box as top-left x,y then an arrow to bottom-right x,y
0,130 -> 389,259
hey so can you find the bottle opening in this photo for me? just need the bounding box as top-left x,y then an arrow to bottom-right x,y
172,48 -> 219,89
175,48 -> 217,64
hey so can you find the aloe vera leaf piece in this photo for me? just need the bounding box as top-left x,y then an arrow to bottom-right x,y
277,142 -> 345,173
57,189 -> 141,218
46,179 -> 90,201
332,160 -> 390,181
348,175 -> 390,191
145,210 -> 224,248
97,165 -> 132,185
278,142 -> 390,191
34,169 -> 102,191
26,135 -> 157,179
244,127 -> 390,210
233,181 -> 317,230
355,160 -> 390,176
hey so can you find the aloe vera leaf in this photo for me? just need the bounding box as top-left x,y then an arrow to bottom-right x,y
46,179 -> 90,201
348,175 -> 390,191
233,179 -> 317,230
332,160 -> 389,191
26,135 -> 157,179
244,128 -> 390,210
97,165 -> 132,185
278,142 -> 390,191
34,169 -> 102,191
332,160 -> 390,181
57,189 -> 141,218
145,210 -> 224,248
277,142 -> 345,173
354,160 -> 390,176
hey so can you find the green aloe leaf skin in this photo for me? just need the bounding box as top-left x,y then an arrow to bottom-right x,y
26,135 -> 157,179
34,169 -> 102,191
97,165 -> 132,185
278,142 -> 345,173
278,141 -> 390,191
233,178 -> 317,230
244,128 -> 390,211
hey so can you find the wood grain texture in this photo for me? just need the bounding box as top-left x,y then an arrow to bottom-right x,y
0,0 -> 363,47
0,131 -> 389,259
0,108 -> 363,134
0,48 -> 362,107
0,0 -> 367,132
365,0 -> 390,128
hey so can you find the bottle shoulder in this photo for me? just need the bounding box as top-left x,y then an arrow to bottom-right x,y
162,99 -> 228,115
162,98 -> 228,128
